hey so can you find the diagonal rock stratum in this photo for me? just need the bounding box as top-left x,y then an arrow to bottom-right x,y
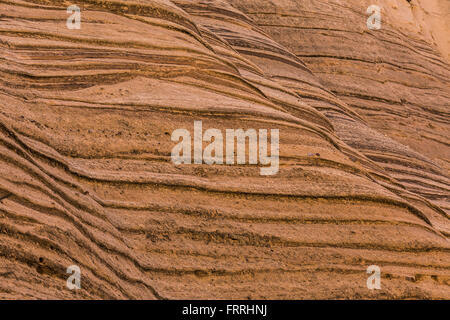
0,0 -> 448,299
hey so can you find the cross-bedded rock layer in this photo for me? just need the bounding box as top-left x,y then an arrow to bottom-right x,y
0,0 -> 448,299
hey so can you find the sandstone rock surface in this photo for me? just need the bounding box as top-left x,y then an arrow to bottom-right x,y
0,0 -> 448,299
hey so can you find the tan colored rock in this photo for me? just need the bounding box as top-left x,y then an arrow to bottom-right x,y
0,0 -> 448,299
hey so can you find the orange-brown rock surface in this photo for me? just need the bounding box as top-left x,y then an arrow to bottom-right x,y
0,0 -> 448,299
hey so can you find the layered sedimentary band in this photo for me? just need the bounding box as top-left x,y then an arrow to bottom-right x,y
0,0 -> 448,299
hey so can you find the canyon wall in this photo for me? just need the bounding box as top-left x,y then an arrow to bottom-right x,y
0,0 -> 448,299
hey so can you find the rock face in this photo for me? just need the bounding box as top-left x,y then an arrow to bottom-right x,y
0,0 -> 448,299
